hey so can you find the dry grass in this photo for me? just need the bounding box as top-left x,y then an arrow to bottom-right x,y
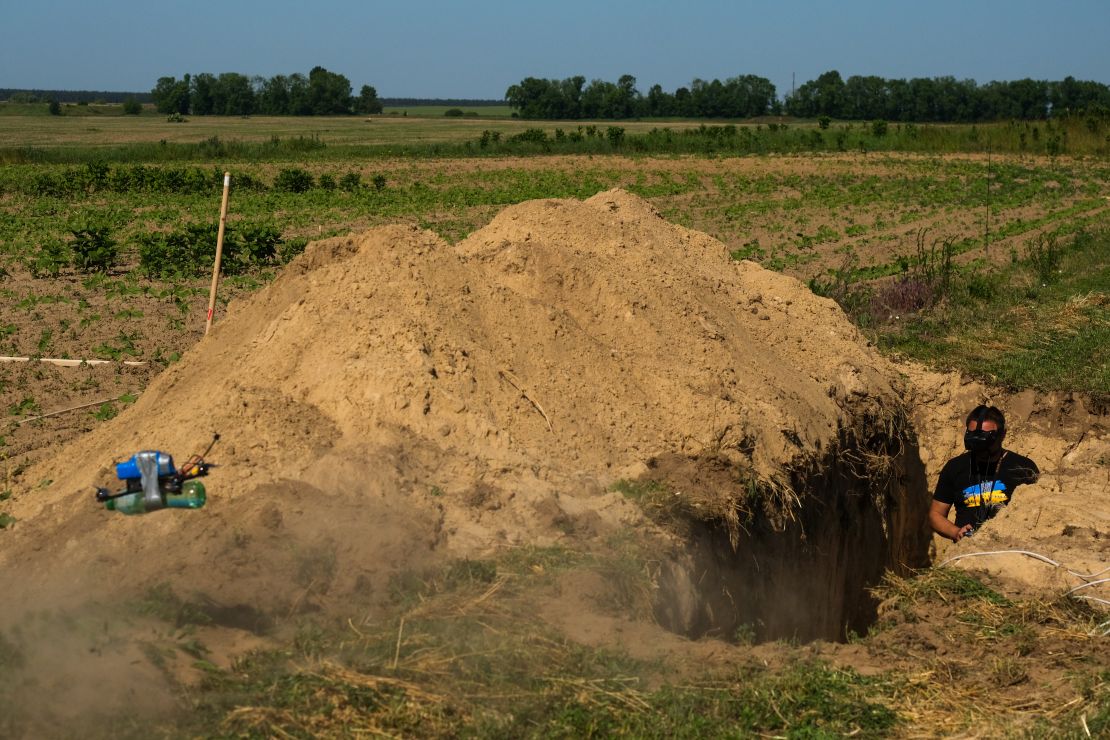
872,568 -> 1110,737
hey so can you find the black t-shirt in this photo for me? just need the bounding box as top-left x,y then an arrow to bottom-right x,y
933,450 -> 1040,529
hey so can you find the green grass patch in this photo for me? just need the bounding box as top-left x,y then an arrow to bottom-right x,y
876,226 -> 1110,400
174,545 -> 900,739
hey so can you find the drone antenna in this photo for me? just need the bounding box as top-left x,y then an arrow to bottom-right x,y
200,433 -> 220,459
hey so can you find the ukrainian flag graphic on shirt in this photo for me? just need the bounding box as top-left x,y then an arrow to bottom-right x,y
961,481 -> 1009,508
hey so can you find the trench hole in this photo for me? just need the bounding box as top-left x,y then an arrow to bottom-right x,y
643,425 -> 932,644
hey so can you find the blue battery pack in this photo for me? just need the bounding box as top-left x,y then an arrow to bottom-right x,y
115,451 -> 176,481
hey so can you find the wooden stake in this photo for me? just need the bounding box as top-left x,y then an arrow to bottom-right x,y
205,172 -> 231,335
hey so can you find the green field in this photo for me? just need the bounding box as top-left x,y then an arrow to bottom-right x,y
0,111 -> 1108,737
0,113 -> 1106,399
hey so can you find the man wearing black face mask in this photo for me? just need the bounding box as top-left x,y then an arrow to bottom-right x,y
929,405 -> 1040,542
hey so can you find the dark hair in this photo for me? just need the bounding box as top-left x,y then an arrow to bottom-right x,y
965,404 -> 1005,431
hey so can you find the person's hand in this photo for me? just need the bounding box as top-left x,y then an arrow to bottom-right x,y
953,524 -> 974,542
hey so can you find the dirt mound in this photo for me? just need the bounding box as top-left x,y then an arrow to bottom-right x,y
1,189 -> 926,627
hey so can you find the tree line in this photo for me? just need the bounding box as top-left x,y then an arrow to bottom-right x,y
1,89 -> 153,104
151,66 -> 381,116
506,72 -> 1110,121
506,75 -> 776,119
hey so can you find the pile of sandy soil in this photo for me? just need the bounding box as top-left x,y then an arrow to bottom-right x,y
2,188 -> 1104,642
1,189 -> 911,615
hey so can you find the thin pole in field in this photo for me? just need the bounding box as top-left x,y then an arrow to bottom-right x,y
205,172 -> 231,335
984,143 -> 991,258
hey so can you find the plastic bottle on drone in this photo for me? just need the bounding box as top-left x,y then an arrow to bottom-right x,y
98,447 -> 213,515
104,480 -> 207,515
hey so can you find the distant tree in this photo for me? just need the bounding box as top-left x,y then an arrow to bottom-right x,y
787,70 -> 846,118
444,108 -> 464,117
354,84 -> 383,114
255,74 -> 290,114
152,75 -> 190,114
213,72 -> 255,115
307,66 -> 353,114
48,99 -> 61,115
191,73 -> 216,115
122,97 -> 142,115
843,75 -> 887,120
646,83 -> 670,116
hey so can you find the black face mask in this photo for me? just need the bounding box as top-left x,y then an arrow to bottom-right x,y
964,406 -> 1002,454
964,428 -> 1000,453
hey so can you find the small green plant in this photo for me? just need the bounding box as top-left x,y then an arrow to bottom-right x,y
730,239 -> 766,261
1025,232 -> 1063,284
92,402 -> 118,421
70,222 -> 118,273
28,240 -> 70,278
8,396 -> 38,416
0,513 -> 15,529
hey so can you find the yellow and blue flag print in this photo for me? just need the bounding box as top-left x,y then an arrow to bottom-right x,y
961,482 -> 1009,508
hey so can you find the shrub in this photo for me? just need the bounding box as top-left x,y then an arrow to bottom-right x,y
607,126 -> 626,147
508,128 -> 548,144
870,277 -> 934,320
479,130 -> 502,148
871,120 -> 889,137
70,223 -> 118,273
317,173 -> 337,191
273,168 -> 314,193
372,174 -> 387,191
28,240 -> 71,278
122,98 -> 142,115
138,223 -> 285,277
818,115 -> 832,129
1025,232 -> 1063,284
279,237 -> 309,264
48,100 -> 61,116
339,172 -> 362,191
444,108 -> 464,117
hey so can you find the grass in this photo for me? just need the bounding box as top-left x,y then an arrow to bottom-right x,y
875,226 -> 1110,400
872,568 -> 1110,736
165,544 -> 901,738
45,554 -> 1096,738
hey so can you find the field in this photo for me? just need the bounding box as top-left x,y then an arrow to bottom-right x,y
0,113 -> 1108,737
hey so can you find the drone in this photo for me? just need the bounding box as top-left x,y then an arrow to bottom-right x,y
95,434 -> 219,515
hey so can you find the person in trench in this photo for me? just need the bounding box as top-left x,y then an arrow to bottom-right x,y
929,405 -> 1040,542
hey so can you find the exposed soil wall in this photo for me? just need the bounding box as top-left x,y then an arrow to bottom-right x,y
652,424 -> 933,642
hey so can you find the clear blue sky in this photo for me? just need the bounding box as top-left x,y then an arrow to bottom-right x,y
3,0 -> 1107,99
